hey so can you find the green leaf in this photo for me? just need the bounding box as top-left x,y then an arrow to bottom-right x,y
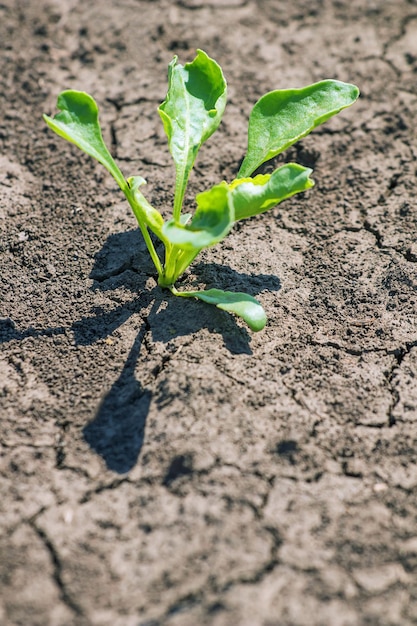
229,163 -> 314,220
162,183 -> 233,250
126,176 -> 165,239
238,80 -> 360,177
158,49 -> 227,219
173,288 -> 267,331
179,213 -> 193,226
43,90 -> 126,190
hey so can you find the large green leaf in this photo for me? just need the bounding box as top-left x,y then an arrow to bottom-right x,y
162,183 -> 233,250
44,91 -> 166,276
173,287 -> 267,331
229,163 -> 314,220
158,49 -> 227,219
238,80 -> 360,178
43,90 -> 126,190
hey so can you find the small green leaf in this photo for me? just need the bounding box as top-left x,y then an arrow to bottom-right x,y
162,183 -> 233,250
229,163 -> 314,220
43,90 -> 126,190
127,176 -> 165,239
174,287 -> 267,331
239,80 -> 360,177
158,49 -> 227,219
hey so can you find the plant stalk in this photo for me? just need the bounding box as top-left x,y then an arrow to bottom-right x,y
124,190 -> 164,277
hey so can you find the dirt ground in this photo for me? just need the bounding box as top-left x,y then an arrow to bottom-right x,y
2,0 -> 417,624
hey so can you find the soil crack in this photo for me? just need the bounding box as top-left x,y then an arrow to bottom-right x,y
214,525 -> 282,593
309,338 -> 388,357
79,477 -> 133,504
382,12 -> 417,57
384,341 -> 417,427
363,220 -> 384,249
29,521 -> 86,620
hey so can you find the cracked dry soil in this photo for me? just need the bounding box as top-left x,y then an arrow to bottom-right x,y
1,0 -> 417,624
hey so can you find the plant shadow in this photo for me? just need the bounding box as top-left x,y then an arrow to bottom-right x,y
82,322 -> 151,474
81,230 -> 281,354
148,262 -> 281,354
2,229 -> 282,472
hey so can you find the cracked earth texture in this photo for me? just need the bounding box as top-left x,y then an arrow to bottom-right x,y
1,0 -> 417,624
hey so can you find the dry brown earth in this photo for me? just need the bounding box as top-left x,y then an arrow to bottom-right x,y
2,1 -> 417,624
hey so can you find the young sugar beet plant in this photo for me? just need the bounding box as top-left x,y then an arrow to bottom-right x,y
44,50 -> 359,331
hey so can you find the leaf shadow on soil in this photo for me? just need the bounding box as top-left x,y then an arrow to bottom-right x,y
1,229 -> 281,472
82,321 -> 152,474
81,231 -> 280,472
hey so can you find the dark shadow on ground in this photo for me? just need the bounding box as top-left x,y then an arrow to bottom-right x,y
148,262 -> 281,354
1,230 -> 281,353
193,261 -> 282,297
83,322 -> 151,473
1,229 -> 282,471
149,291 -> 255,355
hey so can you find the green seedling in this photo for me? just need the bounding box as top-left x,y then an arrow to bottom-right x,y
44,49 -> 359,331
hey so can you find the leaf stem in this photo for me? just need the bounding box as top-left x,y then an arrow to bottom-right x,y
173,165 -> 188,222
124,190 -> 164,277
158,244 -> 181,287
139,222 -> 164,277
173,248 -> 200,279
